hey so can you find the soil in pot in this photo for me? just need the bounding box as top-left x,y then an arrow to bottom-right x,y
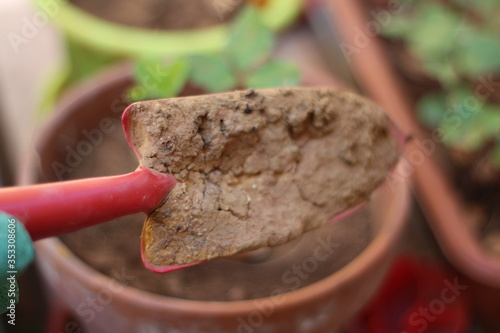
58,118 -> 374,302
68,0 -> 244,30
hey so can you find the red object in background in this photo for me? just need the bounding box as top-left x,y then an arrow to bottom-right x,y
347,255 -> 470,333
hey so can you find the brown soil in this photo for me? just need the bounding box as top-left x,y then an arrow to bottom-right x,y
59,119 -> 375,301
126,88 -> 399,267
69,0 -> 243,30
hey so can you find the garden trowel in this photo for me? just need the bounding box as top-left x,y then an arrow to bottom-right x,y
0,87 -> 399,272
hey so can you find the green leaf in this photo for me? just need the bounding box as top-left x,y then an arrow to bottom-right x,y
439,96 -> 500,151
227,5 -> 275,71
163,59 -> 191,97
405,2 -> 461,61
437,86 -> 485,149
189,54 -> 236,93
383,2 -> 461,86
40,38 -> 119,114
39,64 -> 71,115
422,60 -> 459,87
246,60 -> 300,89
127,86 -> 148,102
129,58 -> 190,101
381,15 -> 413,39
474,105 -> 500,137
416,92 -> 448,127
383,0 -> 500,155
132,58 -> 165,99
454,29 -> 500,76
66,38 -> 119,85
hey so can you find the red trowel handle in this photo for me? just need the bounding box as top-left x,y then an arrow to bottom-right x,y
0,167 -> 176,240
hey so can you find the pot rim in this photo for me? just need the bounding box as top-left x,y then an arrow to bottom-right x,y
33,0 -> 303,57
29,62 -> 410,315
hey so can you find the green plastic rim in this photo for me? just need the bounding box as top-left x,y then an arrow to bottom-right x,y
35,0 -> 303,57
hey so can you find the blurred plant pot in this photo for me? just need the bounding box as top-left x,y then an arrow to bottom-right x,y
36,0 -> 301,58
22,63 -> 409,333
325,0 -> 500,301
34,0 -> 303,112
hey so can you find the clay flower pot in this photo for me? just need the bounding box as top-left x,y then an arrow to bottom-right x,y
322,4 -> 500,330
325,0 -> 500,289
34,0 -> 304,112
34,0 -> 302,58
23,63 -> 409,333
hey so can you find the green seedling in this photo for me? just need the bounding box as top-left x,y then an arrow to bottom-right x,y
127,5 -> 300,101
384,0 -> 500,165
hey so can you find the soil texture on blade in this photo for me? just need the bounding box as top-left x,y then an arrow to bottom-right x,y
125,88 -> 399,268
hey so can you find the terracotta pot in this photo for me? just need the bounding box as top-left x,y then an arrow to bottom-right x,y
323,0 -> 500,300
24,64 -> 409,333
34,0 -> 304,111
34,0 -> 302,58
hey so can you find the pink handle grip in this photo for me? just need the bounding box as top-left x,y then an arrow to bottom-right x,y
0,167 -> 176,240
